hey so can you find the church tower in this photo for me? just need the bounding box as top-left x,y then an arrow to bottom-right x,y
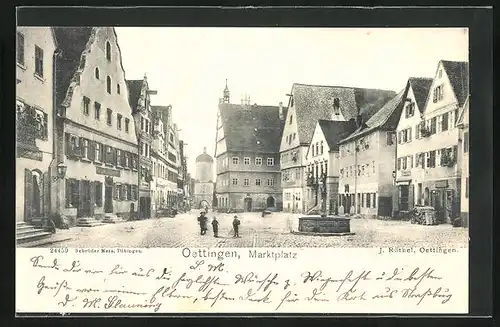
222,79 -> 230,104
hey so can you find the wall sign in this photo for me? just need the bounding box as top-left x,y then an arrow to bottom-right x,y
96,166 -> 121,177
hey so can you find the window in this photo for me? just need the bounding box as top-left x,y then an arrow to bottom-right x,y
94,102 -> 101,120
95,67 -> 100,79
438,69 -> 442,78
145,120 -> 149,133
442,112 -> 449,131
333,98 -> 340,115
430,117 -> 437,134
117,114 -> 122,130
244,157 -> 250,165
82,97 -> 90,115
386,131 -> 395,145
267,158 -> 274,166
366,193 -> 371,208
34,45 -> 44,77
408,155 -> 413,169
125,118 -> 130,133
293,133 -> 296,140
106,108 -> 112,125
267,178 -> 274,186
433,85 -> 444,102
256,178 -> 261,186
427,150 -> 436,168
289,114 -> 293,124
312,145 -> 315,157
17,32 -> 24,65
402,157 -> 407,170
406,102 -> 415,118
95,142 -> 101,162
106,41 -> 111,61
116,184 -> 122,200
140,117 -> 144,131
65,179 -> 79,208
107,76 -> 112,94
244,178 -> 249,186
232,157 -> 239,165
117,84 -> 120,94
320,141 -> 324,154
464,132 -> 469,153
255,157 -> 262,165
232,178 -> 238,185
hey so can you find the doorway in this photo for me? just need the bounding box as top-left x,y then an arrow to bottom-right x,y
266,196 -> 275,208
139,197 -> 151,219
77,180 -> 92,217
399,185 -> 409,211
244,197 -> 252,212
24,169 -> 44,222
104,178 -> 113,213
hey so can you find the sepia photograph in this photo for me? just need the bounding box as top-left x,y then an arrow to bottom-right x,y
16,26 -> 469,250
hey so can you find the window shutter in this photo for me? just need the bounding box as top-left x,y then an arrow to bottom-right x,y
113,183 -> 117,200
100,143 -> 105,162
79,137 -> 85,157
121,151 -> 126,167
65,133 -> 71,156
121,185 -> 126,200
397,132 -> 401,144
24,169 -> 33,220
65,178 -> 71,208
89,141 -> 96,161
397,158 -> 401,170
409,155 -> 413,169
113,148 -> 118,165
433,89 -> 437,103
127,185 -> 132,200
408,128 -> 412,142
78,180 -> 84,214
89,181 -> 95,216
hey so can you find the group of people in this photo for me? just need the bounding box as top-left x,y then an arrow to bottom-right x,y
197,211 -> 241,238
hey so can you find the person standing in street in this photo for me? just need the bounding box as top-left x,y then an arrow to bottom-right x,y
197,211 -> 208,235
212,217 -> 219,238
232,215 -> 241,238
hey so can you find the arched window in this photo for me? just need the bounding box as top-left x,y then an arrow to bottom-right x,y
106,76 -> 112,94
106,41 -> 111,61
117,83 -> 120,94
95,67 -> 100,79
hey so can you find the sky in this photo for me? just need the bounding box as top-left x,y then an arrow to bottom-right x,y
115,27 -> 469,176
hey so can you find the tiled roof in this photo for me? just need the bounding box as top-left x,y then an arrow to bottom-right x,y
317,119 -> 358,151
291,83 -> 395,144
338,86 -> 408,144
441,60 -> 469,107
126,80 -> 143,111
219,103 -> 287,153
52,27 -> 94,107
408,77 -> 433,113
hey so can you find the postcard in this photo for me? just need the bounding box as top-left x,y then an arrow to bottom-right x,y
15,25 -> 469,315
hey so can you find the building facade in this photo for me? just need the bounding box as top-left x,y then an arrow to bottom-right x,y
304,120 -> 357,215
394,78 -> 434,214
406,60 -> 469,223
194,147 -> 215,210
127,76 -> 156,219
338,88 -> 408,218
215,82 -> 286,212
456,96 -> 469,227
280,83 -> 396,213
16,27 -> 58,224
53,27 -> 139,225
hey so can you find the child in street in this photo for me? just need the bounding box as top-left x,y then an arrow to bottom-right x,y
212,217 -> 219,238
232,215 -> 241,238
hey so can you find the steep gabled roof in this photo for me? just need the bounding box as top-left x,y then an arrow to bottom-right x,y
338,86 -> 408,144
126,79 -> 143,111
408,77 -> 433,113
291,83 -> 395,144
441,60 -> 469,107
52,27 -> 94,107
219,103 -> 287,153
317,119 -> 358,151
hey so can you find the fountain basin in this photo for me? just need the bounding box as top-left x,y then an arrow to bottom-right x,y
294,216 -> 354,236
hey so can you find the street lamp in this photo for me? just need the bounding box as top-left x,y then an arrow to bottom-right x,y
52,162 -> 67,181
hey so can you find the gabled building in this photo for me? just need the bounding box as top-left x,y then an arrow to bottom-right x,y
16,27 -> 58,225
304,119 -> 357,215
53,27 -> 139,225
338,86 -> 409,218
279,83 -> 396,213
409,60 -> 469,223
127,75 -> 157,219
215,81 -> 286,212
456,96 -> 469,227
394,77 -> 433,214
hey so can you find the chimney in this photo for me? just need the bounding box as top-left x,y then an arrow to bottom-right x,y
279,101 -> 284,120
356,114 -> 363,128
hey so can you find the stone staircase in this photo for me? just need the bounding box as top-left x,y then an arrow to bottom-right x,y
76,217 -> 106,227
16,222 -> 52,245
101,213 -> 126,224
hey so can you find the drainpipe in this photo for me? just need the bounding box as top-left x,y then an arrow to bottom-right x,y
52,48 -> 63,217
354,140 -> 358,214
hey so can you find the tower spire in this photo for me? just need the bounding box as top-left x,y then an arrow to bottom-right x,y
223,79 -> 230,103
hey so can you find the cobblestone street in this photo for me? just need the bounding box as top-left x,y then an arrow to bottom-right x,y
44,211 -> 468,248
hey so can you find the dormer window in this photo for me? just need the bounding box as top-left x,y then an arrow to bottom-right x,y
333,97 -> 340,115
405,102 -> 415,118
106,41 -> 111,61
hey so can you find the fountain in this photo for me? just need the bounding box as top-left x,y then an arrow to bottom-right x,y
294,173 -> 354,236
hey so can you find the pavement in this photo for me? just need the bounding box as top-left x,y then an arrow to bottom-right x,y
38,211 -> 469,248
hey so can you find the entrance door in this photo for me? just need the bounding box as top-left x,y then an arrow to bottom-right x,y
399,185 -> 409,211
78,180 -> 92,217
104,185 -> 113,213
244,197 -> 252,212
431,190 -> 443,221
444,190 -> 454,222
266,196 -> 275,208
